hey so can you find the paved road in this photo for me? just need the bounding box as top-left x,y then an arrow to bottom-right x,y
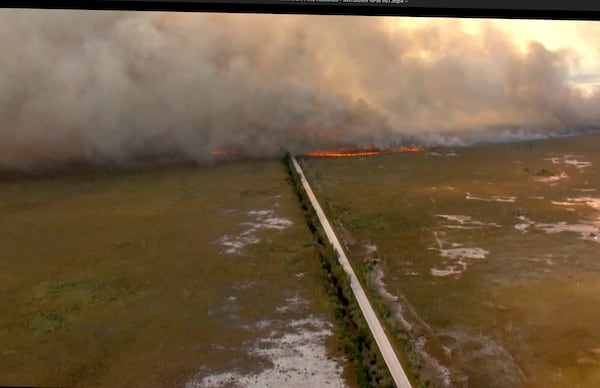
291,157 -> 413,388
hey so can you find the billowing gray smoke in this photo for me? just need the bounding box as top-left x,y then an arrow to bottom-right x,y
1,10 -> 599,170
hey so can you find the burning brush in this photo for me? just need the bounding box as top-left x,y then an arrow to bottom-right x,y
307,146 -> 426,158
210,145 -> 428,159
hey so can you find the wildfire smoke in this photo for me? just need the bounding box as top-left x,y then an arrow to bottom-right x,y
1,10 -> 600,171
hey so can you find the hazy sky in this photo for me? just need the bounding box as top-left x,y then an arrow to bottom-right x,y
1,10 -> 599,170
389,17 -> 600,91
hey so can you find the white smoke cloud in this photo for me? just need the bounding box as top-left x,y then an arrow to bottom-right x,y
0,10 -> 599,171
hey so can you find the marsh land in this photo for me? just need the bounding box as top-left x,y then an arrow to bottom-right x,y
303,133 -> 600,387
0,161 -> 350,387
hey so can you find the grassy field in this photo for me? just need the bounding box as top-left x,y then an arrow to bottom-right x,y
0,160 -> 351,387
302,133 -> 600,387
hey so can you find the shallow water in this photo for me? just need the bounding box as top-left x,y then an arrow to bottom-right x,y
305,133 -> 600,387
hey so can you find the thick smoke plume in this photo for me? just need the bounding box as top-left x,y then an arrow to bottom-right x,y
1,10 -> 599,170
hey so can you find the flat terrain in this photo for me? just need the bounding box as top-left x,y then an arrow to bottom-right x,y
291,156 -> 412,388
303,133 -> 600,387
0,160 -> 349,387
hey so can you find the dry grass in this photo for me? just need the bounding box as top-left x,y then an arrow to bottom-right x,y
0,160 -> 348,387
303,133 -> 600,387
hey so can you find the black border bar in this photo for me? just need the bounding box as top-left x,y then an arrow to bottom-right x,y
3,1 -> 600,20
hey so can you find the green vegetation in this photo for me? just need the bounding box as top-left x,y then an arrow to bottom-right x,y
0,160 -> 348,387
523,165 -> 557,177
303,133 -> 600,387
535,168 -> 554,176
285,154 -> 394,388
28,311 -> 65,334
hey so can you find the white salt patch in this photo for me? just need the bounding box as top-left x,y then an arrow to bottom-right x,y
216,234 -> 261,254
266,218 -> 293,229
436,214 -> 501,228
546,155 -> 592,171
254,319 -> 273,330
566,197 -> 600,211
245,320 -> 273,331
232,281 -> 257,291
534,222 -> 599,243
371,266 -> 412,330
437,330 -> 525,386
440,247 -> 489,260
515,216 -> 534,233
372,267 -> 398,302
516,209 -> 600,242
552,201 -> 583,207
276,294 -> 310,313
431,266 -> 465,277
493,196 -> 517,202
216,209 -> 293,254
534,172 -> 568,184
575,188 -> 597,192
370,265 -> 458,385
431,248 -> 489,277
414,337 -> 453,387
364,244 -> 378,254
565,159 -> 592,169
246,210 -> 293,230
187,317 -> 345,388
247,210 -> 272,217
465,193 -> 517,202
443,225 -> 481,230
437,215 -> 471,224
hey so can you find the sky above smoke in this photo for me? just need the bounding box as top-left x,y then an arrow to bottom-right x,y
1,10 -> 599,170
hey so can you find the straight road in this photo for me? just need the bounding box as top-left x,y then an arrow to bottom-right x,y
291,156 -> 413,388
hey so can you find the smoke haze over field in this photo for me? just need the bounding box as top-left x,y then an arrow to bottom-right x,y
1,10 -> 600,170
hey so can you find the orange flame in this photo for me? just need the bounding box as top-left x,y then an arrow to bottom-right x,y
308,146 -> 425,158
210,148 -> 244,156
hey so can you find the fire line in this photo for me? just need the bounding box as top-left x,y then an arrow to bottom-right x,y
308,146 -> 425,158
